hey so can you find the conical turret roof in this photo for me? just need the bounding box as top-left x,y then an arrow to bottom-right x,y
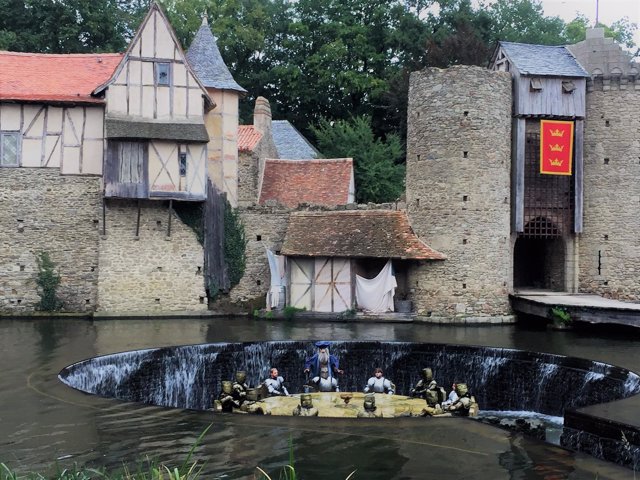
186,17 -> 246,93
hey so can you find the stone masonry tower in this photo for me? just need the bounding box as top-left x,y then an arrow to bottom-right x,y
187,17 -> 246,207
406,66 -> 513,320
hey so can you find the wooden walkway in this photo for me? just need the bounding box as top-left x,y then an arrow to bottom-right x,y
510,290 -> 640,327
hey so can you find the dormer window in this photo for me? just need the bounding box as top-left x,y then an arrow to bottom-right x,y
530,78 -> 543,92
156,62 -> 171,86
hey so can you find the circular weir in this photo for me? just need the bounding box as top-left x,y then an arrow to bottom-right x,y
59,340 -> 640,417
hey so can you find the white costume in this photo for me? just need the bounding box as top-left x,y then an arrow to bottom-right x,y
312,375 -> 339,392
265,376 -> 289,396
364,376 -> 395,394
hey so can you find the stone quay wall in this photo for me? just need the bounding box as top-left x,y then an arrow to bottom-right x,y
0,169 -> 101,313
579,81 -> 640,300
97,200 -> 207,312
406,66 -> 514,320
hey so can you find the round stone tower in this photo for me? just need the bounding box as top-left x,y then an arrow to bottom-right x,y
406,65 -> 513,321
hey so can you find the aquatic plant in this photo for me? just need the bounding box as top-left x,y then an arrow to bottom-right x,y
550,306 -> 572,326
283,306 -> 306,321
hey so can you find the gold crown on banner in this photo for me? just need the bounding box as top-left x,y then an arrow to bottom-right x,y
549,159 -> 564,166
549,129 -> 565,137
549,144 -> 564,152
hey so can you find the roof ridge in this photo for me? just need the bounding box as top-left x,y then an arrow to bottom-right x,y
0,50 -> 123,57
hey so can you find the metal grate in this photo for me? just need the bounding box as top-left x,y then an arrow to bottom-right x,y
521,132 -> 573,238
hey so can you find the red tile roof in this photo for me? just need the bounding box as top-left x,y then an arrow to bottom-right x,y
238,125 -> 263,152
282,210 -> 447,260
0,51 -> 122,104
259,158 -> 353,208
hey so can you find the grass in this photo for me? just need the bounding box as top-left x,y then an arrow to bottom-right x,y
0,425 -> 211,480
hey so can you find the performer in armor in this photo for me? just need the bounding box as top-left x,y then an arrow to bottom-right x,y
311,366 -> 339,392
292,393 -> 319,416
445,383 -> 475,416
215,380 -> 242,413
304,341 -> 343,379
232,370 -> 249,405
357,393 -> 383,418
410,368 -> 446,407
364,368 -> 395,394
264,367 -> 289,396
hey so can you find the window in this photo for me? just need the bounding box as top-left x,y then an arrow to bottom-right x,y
0,132 -> 20,167
529,78 -> 543,92
179,152 -> 187,177
562,80 -> 576,94
156,63 -> 170,86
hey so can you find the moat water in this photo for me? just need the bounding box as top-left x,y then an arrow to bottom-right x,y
2,317 -> 640,479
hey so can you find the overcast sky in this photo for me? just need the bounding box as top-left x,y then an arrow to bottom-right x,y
538,0 -> 640,46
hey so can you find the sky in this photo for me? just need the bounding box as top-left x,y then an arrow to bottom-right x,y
538,0 -> 640,47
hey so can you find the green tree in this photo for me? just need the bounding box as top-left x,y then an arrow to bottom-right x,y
312,116 -> 405,203
485,0 -> 566,46
564,14 -> 638,49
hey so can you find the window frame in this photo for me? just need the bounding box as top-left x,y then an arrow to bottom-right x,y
155,62 -> 171,87
0,131 -> 21,167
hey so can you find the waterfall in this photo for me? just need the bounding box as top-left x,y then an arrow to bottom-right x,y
59,341 -> 640,416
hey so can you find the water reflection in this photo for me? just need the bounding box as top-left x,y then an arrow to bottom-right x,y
1,318 -> 639,479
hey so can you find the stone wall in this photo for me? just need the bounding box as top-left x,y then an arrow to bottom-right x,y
97,200 -> 207,312
0,169 -> 101,313
405,66 -> 514,320
579,82 -> 640,300
230,204 -> 290,303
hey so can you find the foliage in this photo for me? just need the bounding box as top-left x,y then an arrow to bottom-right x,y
551,306 -> 572,326
282,305 -> 305,321
564,14 -> 638,49
35,251 -> 63,311
312,116 -> 405,203
173,202 -> 204,246
223,200 -> 247,288
0,425 -> 212,480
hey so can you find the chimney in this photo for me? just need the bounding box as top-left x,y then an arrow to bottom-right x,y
253,96 -> 272,135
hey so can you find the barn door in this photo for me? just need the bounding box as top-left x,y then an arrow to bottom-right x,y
289,258 -> 313,310
313,257 -> 352,313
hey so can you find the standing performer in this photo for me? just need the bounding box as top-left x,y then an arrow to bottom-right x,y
364,368 -> 395,394
264,367 -> 289,396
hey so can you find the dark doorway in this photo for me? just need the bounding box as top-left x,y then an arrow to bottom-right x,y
514,237 -> 565,290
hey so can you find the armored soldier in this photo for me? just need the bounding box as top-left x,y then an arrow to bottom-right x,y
311,366 -> 339,392
215,380 -> 242,413
264,367 -> 289,396
445,383 -> 477,416
410,368 -> 446,407
232,370 -> 249,405
357,393 -> 383,418
293,393 -> 319,416
364,368 -> 395,395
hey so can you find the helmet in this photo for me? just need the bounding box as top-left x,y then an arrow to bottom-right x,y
235,371 -> 247,384
222,380 -> 233,394
455,383 -> 469,396
364,393 -> 376,411
422,368 -> 433,381
301,393 -> 313,408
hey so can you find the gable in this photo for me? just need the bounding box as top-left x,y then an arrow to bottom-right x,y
96,3 -> 213,120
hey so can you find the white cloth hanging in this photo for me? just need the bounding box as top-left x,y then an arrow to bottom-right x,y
266,248 -> 286,308
355,259 -> 397,313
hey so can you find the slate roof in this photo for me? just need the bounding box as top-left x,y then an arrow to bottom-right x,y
238,125 -> 263,152
186,18 -> 246,93
498,41 -> 589,77
281,210 -> 447,260
0,51 -> 122,104
258,158 -> 353,208
272,120 -> 320,159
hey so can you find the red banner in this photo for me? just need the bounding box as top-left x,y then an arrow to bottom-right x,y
540,120 -> 574,175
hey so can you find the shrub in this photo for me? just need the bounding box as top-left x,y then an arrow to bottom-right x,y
35,251 -> 62,311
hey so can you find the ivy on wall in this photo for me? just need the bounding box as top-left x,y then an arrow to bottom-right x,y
35,251 -> 62,311
174,202 -> 204,246
224,200 -> 246,288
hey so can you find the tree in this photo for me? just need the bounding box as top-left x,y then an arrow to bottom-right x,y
311,116 -> 405,204
485,0 -> 566,46
564,14 -> 638,49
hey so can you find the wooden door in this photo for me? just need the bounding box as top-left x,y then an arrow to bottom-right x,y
313,257 -> 351,313
289,258 -> 313,310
